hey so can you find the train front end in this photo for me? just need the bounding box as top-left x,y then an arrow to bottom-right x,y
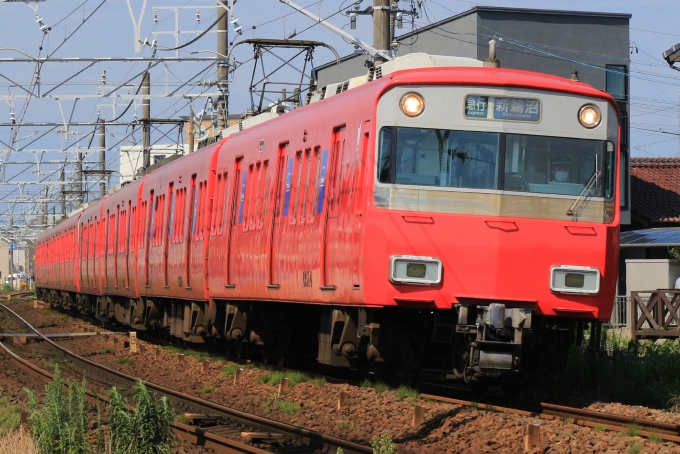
363,66 -> 620,384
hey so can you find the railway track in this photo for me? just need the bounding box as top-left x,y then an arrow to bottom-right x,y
9,295 -> 680,447
0,302 -> 372,454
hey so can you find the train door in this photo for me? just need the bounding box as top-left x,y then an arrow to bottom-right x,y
322,126 -> 346,288
268,144 -> 287,287
114,205 -> 119,287
225,160 -> 242,287
186,176 -> 197,288
126,201 -> 131,288
165,184 -> 173,288
145,192 -> 153,287
352,124 -> 370,287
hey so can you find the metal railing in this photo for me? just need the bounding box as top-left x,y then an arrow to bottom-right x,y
607,295 -> 630,329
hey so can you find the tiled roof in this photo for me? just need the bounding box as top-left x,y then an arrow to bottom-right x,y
631,157 -> 680,223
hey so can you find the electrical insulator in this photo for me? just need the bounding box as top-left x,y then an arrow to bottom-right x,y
350,12 -> 357,29
10,110 -> 15,125
101,70 -> 106,85
153,8 -> 158,23
231,17 -> 242,35
396,12 -> 403,28
195,8 -> 200,23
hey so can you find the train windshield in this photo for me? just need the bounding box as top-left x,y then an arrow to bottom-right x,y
378,127 -> 499,190
504,134 -> 615,198
378,127 -> 615,199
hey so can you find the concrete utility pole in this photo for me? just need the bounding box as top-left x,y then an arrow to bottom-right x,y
188,103 -> 195,153
216,0 -> 229,131
373,0 -> 391,65
59,168 -> 65,216
99,119 -> 106,197
142,71 -> 151,169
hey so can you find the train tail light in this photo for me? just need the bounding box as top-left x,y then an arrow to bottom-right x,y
390,255 -> 442,285
550,265 -> 600,295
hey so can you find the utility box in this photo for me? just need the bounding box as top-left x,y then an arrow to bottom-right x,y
625,259 -> 680,295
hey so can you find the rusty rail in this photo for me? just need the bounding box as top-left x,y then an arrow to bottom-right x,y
0,303 -> 372,454
631,290 -> 680,341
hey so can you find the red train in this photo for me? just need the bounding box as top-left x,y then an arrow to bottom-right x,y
36,53 -> 620,387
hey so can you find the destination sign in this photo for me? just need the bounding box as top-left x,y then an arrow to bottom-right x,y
465,95 -> 541,122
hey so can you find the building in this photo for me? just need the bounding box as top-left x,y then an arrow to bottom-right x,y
315,6 -> 632,224
629,158 -> 680,229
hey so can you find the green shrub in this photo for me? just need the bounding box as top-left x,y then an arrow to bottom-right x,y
0,395 -> 20,436
2,284 -> 11,291
372,430 -> 395,454
220,364 -> 239,377
202,386 -> 216,394
276,399 -> 300,415
107,380 -> 174,454
24,366 -> 92,454
314,377 -> 327,386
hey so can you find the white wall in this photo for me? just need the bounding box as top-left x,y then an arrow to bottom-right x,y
625,259 -> 680,295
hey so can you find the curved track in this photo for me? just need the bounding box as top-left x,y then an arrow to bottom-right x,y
0,302 -> 372,454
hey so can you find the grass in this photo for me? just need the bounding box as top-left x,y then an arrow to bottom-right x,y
175,414 -> 190,424
339,419 -> 351,430
627,423 -> 641,437
594,425 -> 607,433
536,328 -> 680,410
648,429 -> 663,443
260,401 -> 271,415
0,426 -> 38,454
98,349 -> 113,355
220,363 -> 255,377
202,386 -> 216,394
275,399 -> 300,415
161,345 -> 215,362
395,386 -> 419,402
44,359 -> 60,370
116,357 -> 135,367
314,377 -> 327,386
258,370 -> 310,387
628,440 -> 642,454
0,395 -> 20,436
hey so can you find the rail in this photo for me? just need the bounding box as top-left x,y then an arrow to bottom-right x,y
0,302 -> 372,454
631,290 -> 680,341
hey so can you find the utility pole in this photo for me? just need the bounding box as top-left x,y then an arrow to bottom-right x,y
59,168 -> 65,217
216,0 -> 229,131
99,119 -> 106,197
373,0 -> 391,65
42,187 -> 48,228
188,103 -> 195,153
142,71 -> 151,169
77,148 -> 83,205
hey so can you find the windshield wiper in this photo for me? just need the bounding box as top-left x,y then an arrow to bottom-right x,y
567,170 -> 601,216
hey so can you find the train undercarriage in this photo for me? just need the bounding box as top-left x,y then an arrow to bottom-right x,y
37,288 -> 584,388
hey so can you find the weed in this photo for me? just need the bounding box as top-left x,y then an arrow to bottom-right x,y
275,399 -> 300,415
628,440 -> 642,454
360,379 -> 372,388
470,401 -> 478,409
501,411 -> 511,419
268,371 -> 311,387
117,356 -> 135,366
98,349 -> 113,355
258,374 -> 272,385
44,359 -> 60,370
107,380 -> 174,454
336,449 -> 344,454
30,348 -> 38,356
0,426 -> 38,453
220,364 -> 239,377
202,385 -> 216,394
24,366 -> 92,453
339,419 -> 351,430
2,284 -> 11,291
563,417 -> 575,424
648,428 -> 663,443
628,423 -> 641,437
371,430 -> 395,454
594,425 -> 607,433
0,395 -> 20,436
373,382 -> 389,394
395,386 -> 419,402
314,377 -> 327,386
260,401 -> 271,415
484,404 -> 496,412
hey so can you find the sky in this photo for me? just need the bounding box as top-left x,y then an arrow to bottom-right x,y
0,0 -> 678,234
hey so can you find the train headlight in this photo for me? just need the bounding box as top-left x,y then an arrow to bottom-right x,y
400,93 -> 425,117
578,104 -> 601,129
550,265 -> 600,295
390,255 -> 442,285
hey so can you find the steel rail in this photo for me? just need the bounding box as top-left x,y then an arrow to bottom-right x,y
421,394 -> 680,443
0,302 -> 372,454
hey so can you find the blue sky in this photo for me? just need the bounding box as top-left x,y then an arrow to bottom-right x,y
0,0 -> 678,227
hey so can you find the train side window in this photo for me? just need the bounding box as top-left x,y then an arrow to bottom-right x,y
149,196 -> 157,246
168,184 -> 175,241
218,172 -> 228,234
257,162 -> 268,230
377,127 -> 393,183
190,179 -> 198,238
252,162 -> 262,230
300,149 -> 312,225
118,210 -> 126,253
211,174 -> 222,236
179,188 -> 186,242
309,147 -> 321,224
291,151 -> 303,225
